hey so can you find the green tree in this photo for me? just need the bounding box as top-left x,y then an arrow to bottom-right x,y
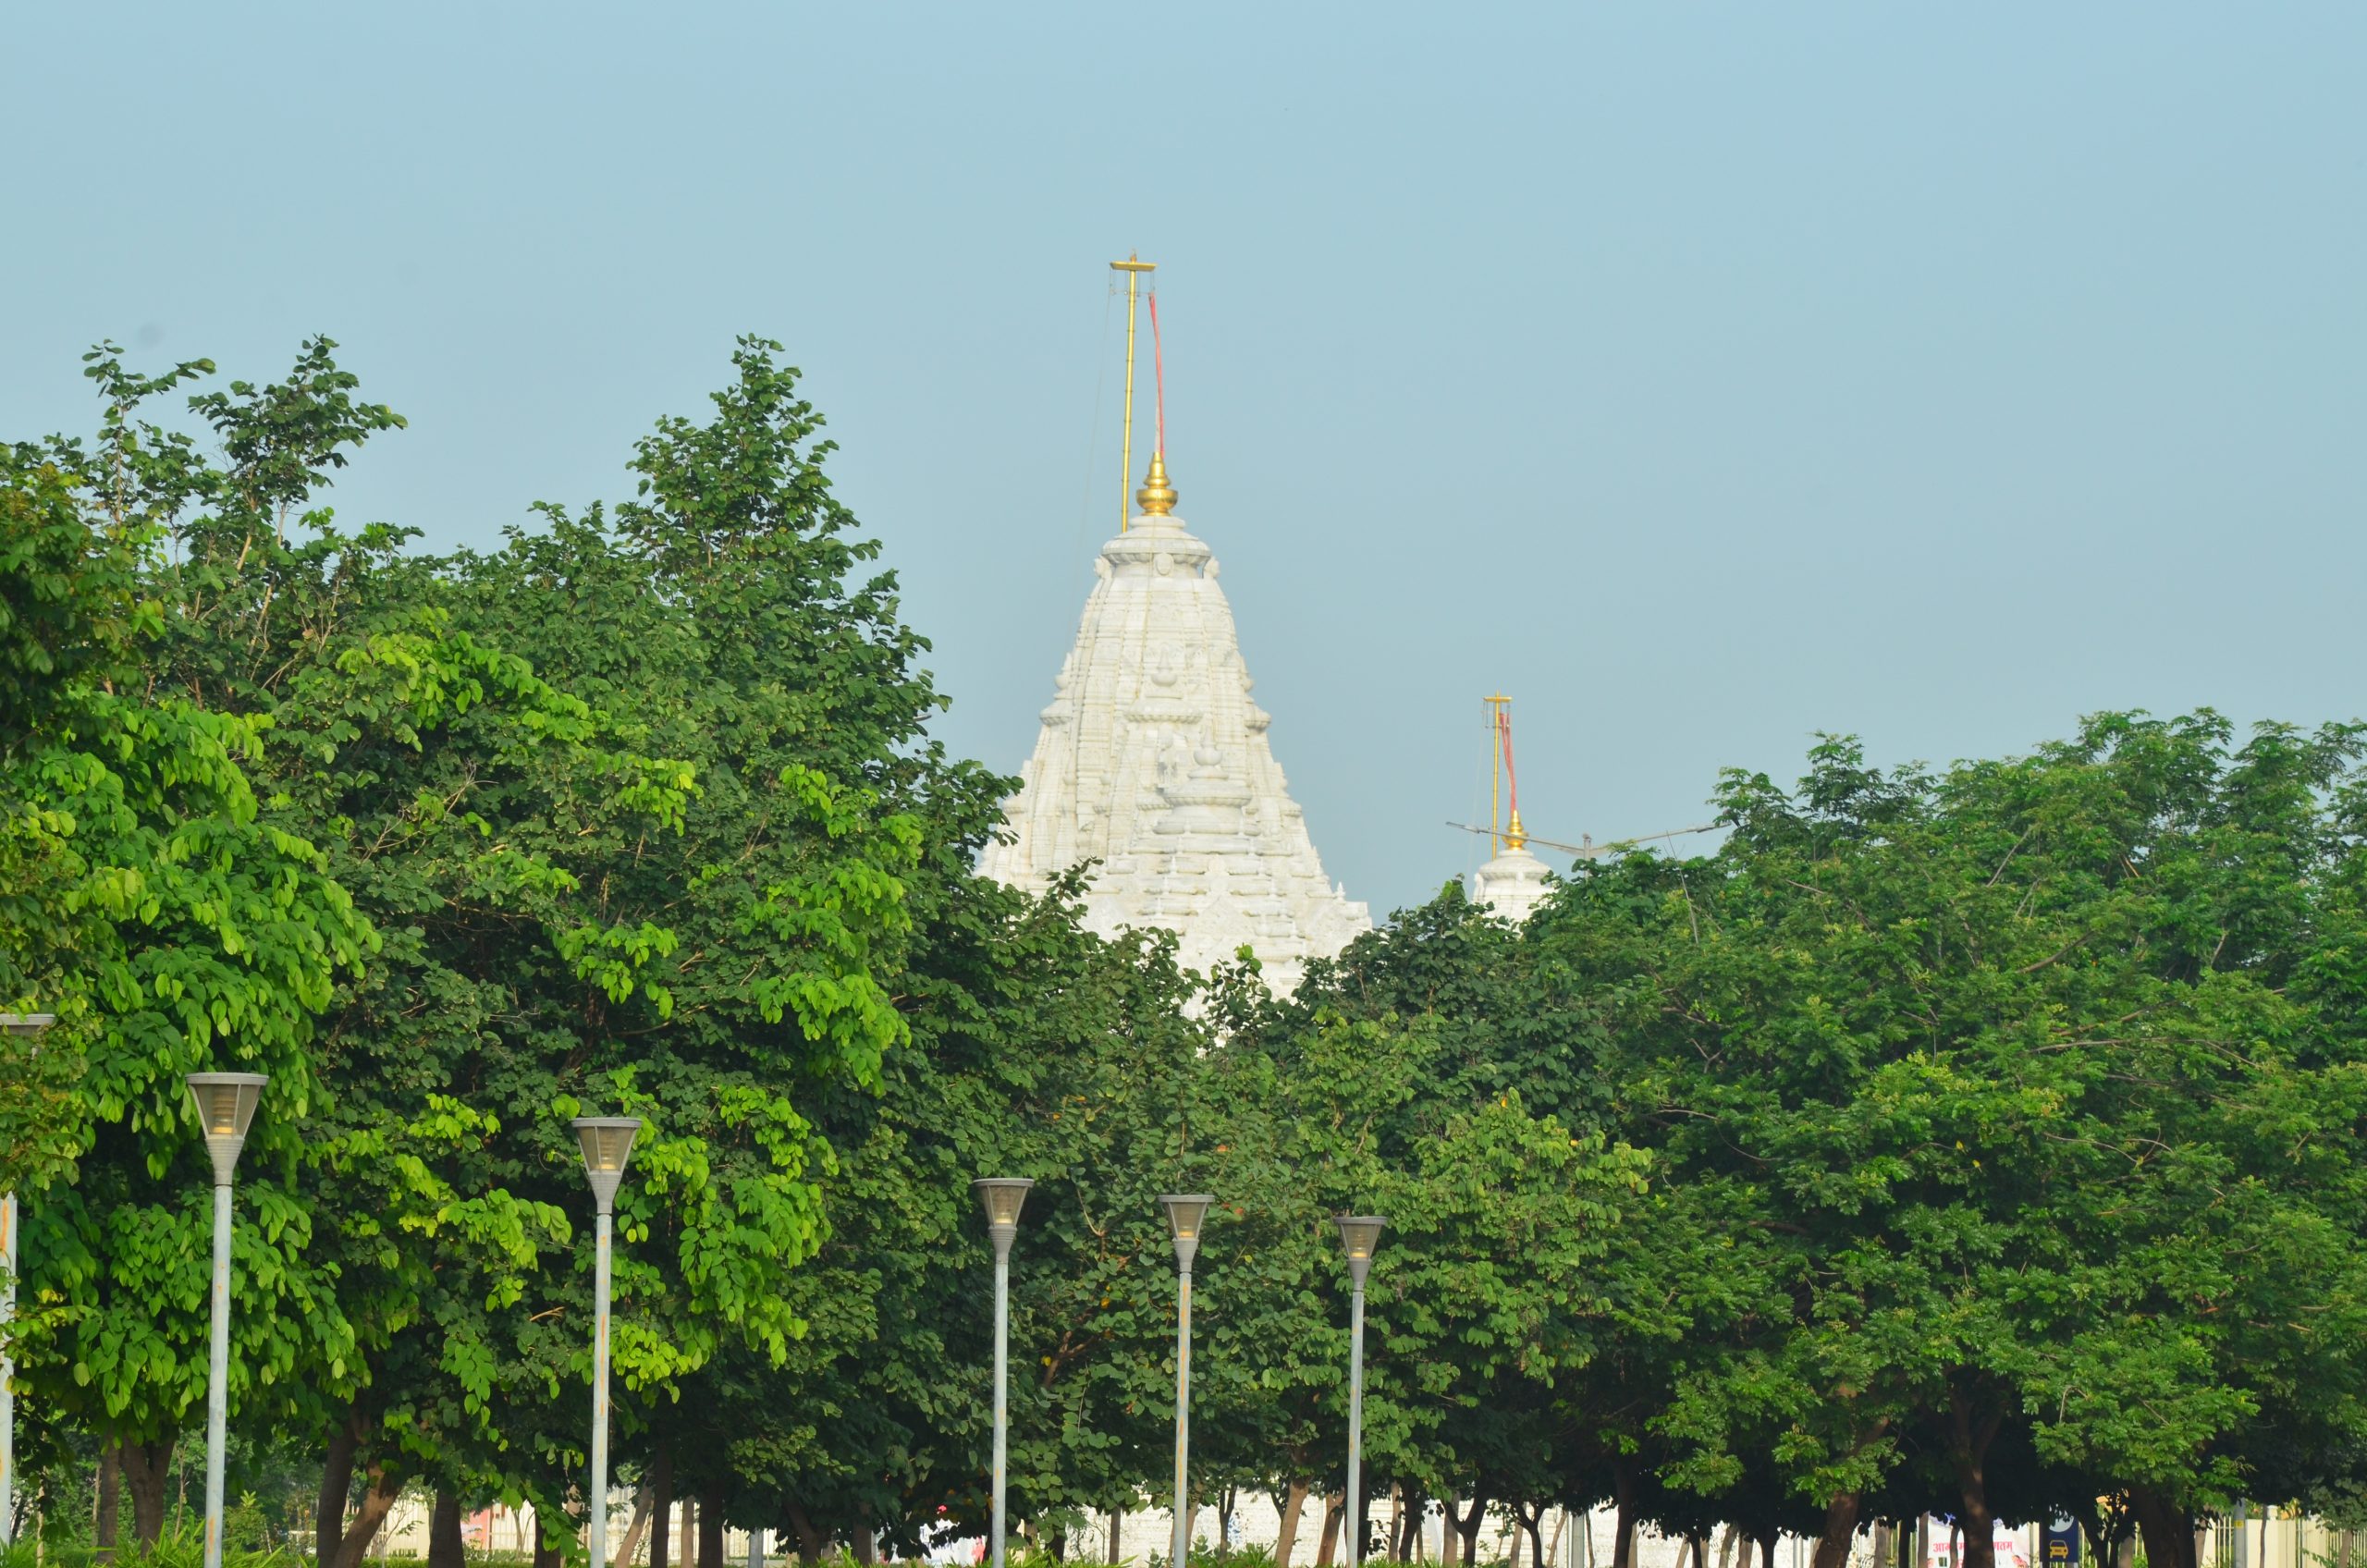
3,349 -> 377,1544
1539,718 -> 2367,1568
698,881 -> 1214,1560
439,337 -> 973,1558
1196,892 -> 1661,1568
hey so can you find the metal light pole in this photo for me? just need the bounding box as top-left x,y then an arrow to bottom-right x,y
973,1179 -> 1034,1568
1159,1195 -> 1214,1568
186,1071 -> 267,1568
574,1117 -> 643,1568
1333,1217 -> 1387,1568
0,1013 -> 55,1547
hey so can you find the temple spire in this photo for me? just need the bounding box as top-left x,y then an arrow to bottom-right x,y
981,259 -> 1369,990
1474,693 -> 1551,921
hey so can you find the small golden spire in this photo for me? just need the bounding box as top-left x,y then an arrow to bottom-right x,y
1135,451 -> 1177,516
1504,807 -> 1527,852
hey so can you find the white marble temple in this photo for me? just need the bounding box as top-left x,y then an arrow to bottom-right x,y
980,464 -> 1369,994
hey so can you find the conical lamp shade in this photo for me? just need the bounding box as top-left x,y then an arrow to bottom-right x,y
572,1117 -> 642,1213
1335,1214 -> 1387,1285
186,1072 -> 269,1182
973,1177 -> 1034,1231
1159,1193 -> 1216,1269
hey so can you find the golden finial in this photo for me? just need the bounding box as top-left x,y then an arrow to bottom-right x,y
1136,451 -> 1177,516
1503,807 -> 1527,852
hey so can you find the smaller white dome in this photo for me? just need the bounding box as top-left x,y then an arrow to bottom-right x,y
1471,844 -> 1552,924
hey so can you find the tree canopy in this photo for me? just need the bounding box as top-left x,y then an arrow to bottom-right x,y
7,337 -> 2367,1568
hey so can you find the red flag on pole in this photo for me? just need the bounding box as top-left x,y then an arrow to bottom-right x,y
1147,290 -> 1167,458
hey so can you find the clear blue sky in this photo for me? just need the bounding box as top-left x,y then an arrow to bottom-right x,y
8,5 -> 2362,918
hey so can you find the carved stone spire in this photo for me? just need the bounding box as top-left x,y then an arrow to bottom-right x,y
981,495 -> 1368,993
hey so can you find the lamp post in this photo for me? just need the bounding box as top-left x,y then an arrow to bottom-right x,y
1333,1217 -> 1387,1568
185,1071 -> 267,1568
0,1012 -> 55,1548
1159,1194 -> 1215,1568
972,1179 -> 1034,1568
574,1117 -> 643,1568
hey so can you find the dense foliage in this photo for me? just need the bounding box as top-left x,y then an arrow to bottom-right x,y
6,340 -> 2367,1568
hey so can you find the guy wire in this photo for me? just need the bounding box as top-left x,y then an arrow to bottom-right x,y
1064,280 -> 1119,844
1072,281 -> 1117,597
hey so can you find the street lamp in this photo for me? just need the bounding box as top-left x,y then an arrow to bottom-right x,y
1159,1194 -> 1215,1568
0,1012 -> 54,1548
185,1071 -> 267,1568
574,1117 -> 642,1568
972,1178 -> 1034,1568
1333,1217 -> 1387,1568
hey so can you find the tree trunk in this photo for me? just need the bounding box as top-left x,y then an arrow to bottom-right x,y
1758,1531 -> 1781,1568
652,1446 -> 676,1568
330,1464 -> 405,1568
1442,1502 -> 1460,1568
318,1420 -> 363,1568
120,1439 -> 174,1550
615,1485 -> 656,1568
94,1441 -> 123,1563
1811,1494 -> 1863,1568
680,1496 -> 697,1568
852,1520 -> 877,1567
1401,1495 -> 1429,1565
1111,1511 -> 1127,1567
1544,1511 -> 1566,1568
699,1485 -> 727,1568
785,1501 -> 825,1567
535,1514 -> 566,1568
1612,1471 -> 1637,1568
2128,1489 -> 2196,1568
1519,1505 -> 1546,1568
1456,1496 -> 1490,1568
1950,1393 -> 2006,1568
429,1489 -> 466,1568
1278,1486 -> 1310,1568
1318,1495 -> 1346,1568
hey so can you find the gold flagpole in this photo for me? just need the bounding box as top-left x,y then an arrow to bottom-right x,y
1110,253 -> 1156,533
1486,693 -> 1512,855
